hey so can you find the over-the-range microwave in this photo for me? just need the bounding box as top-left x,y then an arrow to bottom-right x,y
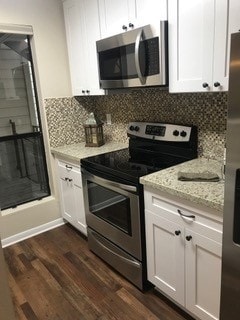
96,21 -> 168,90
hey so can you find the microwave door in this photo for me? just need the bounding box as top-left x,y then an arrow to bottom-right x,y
97,23 -> 167,89
135,28 -> 146,85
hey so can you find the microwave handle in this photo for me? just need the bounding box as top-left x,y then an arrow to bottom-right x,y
135,29 -> 146,85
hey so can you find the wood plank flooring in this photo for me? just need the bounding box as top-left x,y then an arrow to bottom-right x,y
3,224 -> 194,320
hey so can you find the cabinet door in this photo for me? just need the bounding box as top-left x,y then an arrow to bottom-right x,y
70,169 -> 87,235
145,210 -> 185,305
80,0 -> 104,95
168,0 -> 215,92
185,229 -> 222,320
212,0 -> 229,92
98,0 -> 137,38
58,161 -> 87,235
63,0 -> 87,95
63,0 -> 103,96
135,0 -> 167,27
213,0 -> 240,92
59,175 -> 76,223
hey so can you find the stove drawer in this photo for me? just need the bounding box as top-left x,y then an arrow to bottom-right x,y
88,228 -> 143,290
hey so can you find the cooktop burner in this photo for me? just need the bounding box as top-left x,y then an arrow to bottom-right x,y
82,148 -> 160,181
81,122 -> 198,185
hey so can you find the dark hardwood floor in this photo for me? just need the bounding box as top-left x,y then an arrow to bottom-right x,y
4,224 -> 194,320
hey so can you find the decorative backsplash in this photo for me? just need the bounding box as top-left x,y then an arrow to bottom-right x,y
44,88 -> 228,160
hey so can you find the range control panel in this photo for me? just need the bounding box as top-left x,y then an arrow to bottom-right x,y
127,122 -> 192,142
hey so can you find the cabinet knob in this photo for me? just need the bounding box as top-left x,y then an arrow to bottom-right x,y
82,90 -> 85,94
175,230 -> 181,236
202,82 -> 209,88
186,235 -> 192,241
86,90 -> 90,94
214,82 -> 221,87
122,25 -> 128,31
68,179 -> 73,182
129,22 -> 134,28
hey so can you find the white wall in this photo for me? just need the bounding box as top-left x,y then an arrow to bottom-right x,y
0,0 -> 71,240
0,0 -> 72,98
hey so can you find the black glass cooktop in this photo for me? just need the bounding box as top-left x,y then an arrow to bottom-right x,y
81,147 -> 186,184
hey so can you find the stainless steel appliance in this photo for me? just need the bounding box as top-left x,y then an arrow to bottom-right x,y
96,22 -> 168,90
220,31 -> 240,319
81,122 -> 197,290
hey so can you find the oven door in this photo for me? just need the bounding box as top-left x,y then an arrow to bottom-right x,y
81,168 -> 142,260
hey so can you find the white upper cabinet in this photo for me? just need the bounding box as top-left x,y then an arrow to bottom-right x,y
98,0 -> 136,38
169,0 -> 240,93
98,0 -> 167,38
135,0 -> 168,26
63,0 -> 104,96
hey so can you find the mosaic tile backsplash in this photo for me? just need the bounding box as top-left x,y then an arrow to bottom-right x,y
44,88 -> 228,160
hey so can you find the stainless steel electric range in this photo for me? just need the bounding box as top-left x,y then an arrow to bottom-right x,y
81,122 -> 198,290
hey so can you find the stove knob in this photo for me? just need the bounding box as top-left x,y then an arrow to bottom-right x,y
134,126 -> 140,132
173,130 -> 179,136
129,125 -> 135,131
180,131 -> 187,137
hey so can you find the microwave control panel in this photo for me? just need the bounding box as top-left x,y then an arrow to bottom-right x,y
145,37 -> 160,76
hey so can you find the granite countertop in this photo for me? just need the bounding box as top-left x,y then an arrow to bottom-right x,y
140,158 -> 224,213
51,141 -> 128,163
52,142 -> 224,214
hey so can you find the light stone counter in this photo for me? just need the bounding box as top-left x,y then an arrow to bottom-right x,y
51,141 -> 128,163
140,158 -> 224,214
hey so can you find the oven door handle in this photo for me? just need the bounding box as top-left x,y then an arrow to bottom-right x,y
83,169 -> 137,193
135,28 -> 146,85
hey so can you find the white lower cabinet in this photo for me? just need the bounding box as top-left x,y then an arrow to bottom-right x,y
146,212 -> 185,305
185,229 -> 222,320
144,189 -> 222,320
57,159 -> 87,236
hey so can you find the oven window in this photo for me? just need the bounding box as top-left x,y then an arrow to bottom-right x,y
87,181 -> 132,235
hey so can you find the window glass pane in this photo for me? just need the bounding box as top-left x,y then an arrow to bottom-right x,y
0,135 -> 50,210
0,33 -> 39,137
0,33 -> 50,209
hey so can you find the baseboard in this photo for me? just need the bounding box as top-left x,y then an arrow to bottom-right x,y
1,218 -> 65,248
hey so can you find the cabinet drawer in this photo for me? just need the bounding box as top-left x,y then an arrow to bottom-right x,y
57,160 -> 82,186
144,190 -> 223,243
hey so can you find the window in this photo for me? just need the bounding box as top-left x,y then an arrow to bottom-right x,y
0,33 -> 50,210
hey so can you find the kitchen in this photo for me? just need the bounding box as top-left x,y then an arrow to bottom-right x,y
0,0 -> 239,319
